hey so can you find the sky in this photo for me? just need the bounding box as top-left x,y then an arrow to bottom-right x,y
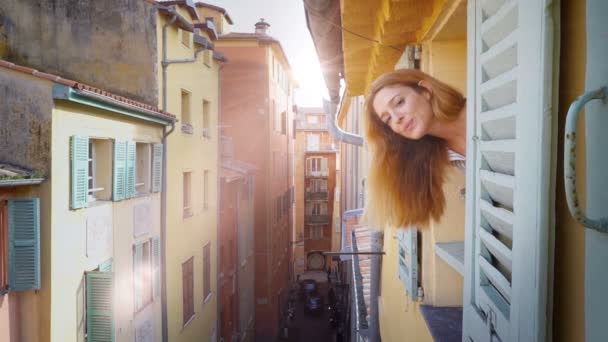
205,0 -> 328,107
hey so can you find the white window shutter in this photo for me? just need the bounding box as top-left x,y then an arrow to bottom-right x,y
463,0 -> 556,341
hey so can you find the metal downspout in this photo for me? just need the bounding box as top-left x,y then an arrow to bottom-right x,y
160,122 -> 175,342
323,98 -> 363,147
368,231 -> 382,342
216,62 -> 224,342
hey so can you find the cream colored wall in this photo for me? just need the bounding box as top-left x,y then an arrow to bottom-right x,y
379,226 -> 433,342
51,102 -> 163,342
158,9 -> 220,342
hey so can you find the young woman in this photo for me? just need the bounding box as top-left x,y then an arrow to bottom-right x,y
363,69 -> 466,228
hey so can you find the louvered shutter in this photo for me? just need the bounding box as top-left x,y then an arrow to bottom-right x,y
8,198 -> 40,291
113,141 -> 127,201
152,236 -> 161,298
152,144 -> 163,193
397,227 -> 418,300
133,243 -> 143,311
463,0 -> 555,341
86,271 -> 114,342
71,135 -> 89,209
99,258 -> 113,273
125,141 -> 136,198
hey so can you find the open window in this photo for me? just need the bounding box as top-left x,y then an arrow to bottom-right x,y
135,143 -> 152,195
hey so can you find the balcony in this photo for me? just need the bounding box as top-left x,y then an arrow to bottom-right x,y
305,214 -> 331,224
305,192 -> 328,201
306,143 -> 338,153
305,170 -> 329,178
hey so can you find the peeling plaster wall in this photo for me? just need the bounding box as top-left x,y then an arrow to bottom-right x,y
0,0 -> 158,105
0,69 -> 52,175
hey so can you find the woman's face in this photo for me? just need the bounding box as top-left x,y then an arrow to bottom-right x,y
372,83 -> 434,140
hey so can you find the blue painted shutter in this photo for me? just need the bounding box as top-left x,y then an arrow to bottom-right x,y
86,271 -> 114,342
133,243 -> 143,311
8,198 -> 40,291
113,141 -> 127,201
71,135 -> 89,209
152,236 -> 161,298
152,144 -> 163,193
463,0 -> 555,340
397,227 -> 418,300
125,141 -> 136,198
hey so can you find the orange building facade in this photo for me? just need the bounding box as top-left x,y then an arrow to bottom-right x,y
217,20 -> 297,342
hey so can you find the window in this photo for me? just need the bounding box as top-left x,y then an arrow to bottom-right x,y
135,143 -> 151,195
281,111 -> 287,135
306,134 -> 320,151
202,100 -> 211,138
87,138 -> 112,202
181,29 -> 191,48
183,172 -> 192,217
310,226 -> 323,240
203,243 -> 211,301
181,90 -> 192,133
306,201 -> 327,216
306,156 -> 328,176
203,170 -> 209,210
134,240 -> 153,312
307,115 -> 318,124
308,179 -> 328,192
182,257 -> 194,325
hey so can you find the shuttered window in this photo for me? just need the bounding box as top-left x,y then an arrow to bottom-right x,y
8,198 -> 40,291
152,144 -> 163,193
71,135 -> 90,209
182,257 -> 194,325
113,141 -> 127,201
86,271 -> 114,342
463,0 -> 555,340
397,227 -> 418,300
152,236 -> 161,298
203,243 -> 211,301
126,141 -> 136,198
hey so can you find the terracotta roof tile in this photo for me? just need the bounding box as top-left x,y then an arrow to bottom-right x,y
0,59 -> 176,123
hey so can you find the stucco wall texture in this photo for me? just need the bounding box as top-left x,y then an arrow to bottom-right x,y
0,0 -> 158,105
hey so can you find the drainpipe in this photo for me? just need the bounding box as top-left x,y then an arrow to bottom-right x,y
368,230 -> 382,342
216,61 -> 224,342
161,121 -> 175,342
323,97 -> 363,147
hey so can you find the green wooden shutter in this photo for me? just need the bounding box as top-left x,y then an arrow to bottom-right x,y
8,198 -> 41,291
463,0 -> 556,341
99,258 -> 113,273
397,227 -> 418,300
152,144 -> 163,193
126,141 -> 136,198
86,271 -> 114,342
152,236 -> 161,298
113,140 -> 127,201
71,135 -> 89,209
133,243 -> 143,311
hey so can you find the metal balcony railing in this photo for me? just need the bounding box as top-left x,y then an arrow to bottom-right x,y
305,192 -> 328,200
305,170 -> 329,177
305,214 -> 331,224
306,142 -> 337,152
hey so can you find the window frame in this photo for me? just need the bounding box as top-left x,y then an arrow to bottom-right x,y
182,256 -> 195,326
203,243 -> 212,302
183,171 -> 193,218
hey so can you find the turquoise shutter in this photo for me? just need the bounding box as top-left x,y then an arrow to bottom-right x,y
8,198 -> 41,291
397,227 -> 418,300
152,144 -> 163,193
126,141 -> 136,198
152,236 -> 161,298
99,258 -> 113,273
463,0 -> 555,341
133,243 -> 143,310
113,140 -> 126,201
71,135 -> 89,209
86,271 -> 114,342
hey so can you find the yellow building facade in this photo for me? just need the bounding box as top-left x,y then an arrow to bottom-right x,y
155,2 -> 225,341
0,60 -> 175,342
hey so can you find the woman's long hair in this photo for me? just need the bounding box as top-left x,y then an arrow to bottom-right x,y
363,69 -> 465,228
